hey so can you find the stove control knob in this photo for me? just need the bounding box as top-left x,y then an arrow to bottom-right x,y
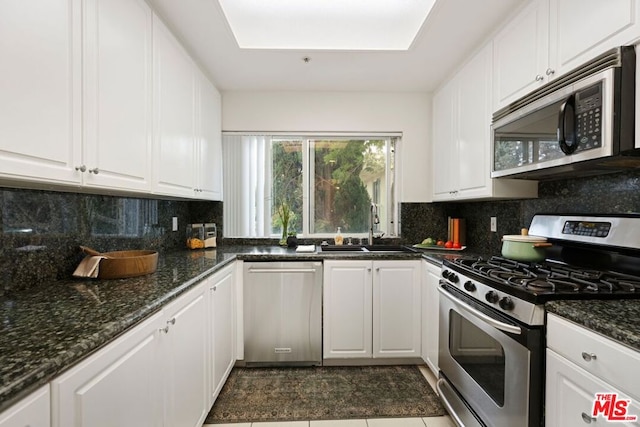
499,297 -> 515,311
441,270 -> 459,283
463,281 -> 476,292
485,291 -> 499,304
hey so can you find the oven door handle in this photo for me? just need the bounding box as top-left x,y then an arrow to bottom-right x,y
438,286 -> 522,335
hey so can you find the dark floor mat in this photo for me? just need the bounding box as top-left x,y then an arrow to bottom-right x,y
205,365 -> 446,424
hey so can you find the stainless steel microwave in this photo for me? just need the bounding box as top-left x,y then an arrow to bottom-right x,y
491,46 -> 639,179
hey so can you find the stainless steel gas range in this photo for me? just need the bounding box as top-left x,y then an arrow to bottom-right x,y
436,214 -> 640,427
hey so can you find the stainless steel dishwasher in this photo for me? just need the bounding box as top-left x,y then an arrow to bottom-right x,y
243,261 -> 322,366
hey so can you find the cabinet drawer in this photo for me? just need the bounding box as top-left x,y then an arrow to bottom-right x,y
547,314 -> 640,400
546,349 -> 640,427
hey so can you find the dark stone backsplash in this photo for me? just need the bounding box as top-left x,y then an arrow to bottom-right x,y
0,188 -> 221,294
400,169 -> 640,255
2,168 -> 639,293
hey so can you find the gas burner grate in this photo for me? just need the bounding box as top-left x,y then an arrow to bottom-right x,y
450,255 -> 640,296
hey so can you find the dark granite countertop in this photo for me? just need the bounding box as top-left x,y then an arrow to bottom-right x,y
546,300 -> 640,353
0,244 -> 424,412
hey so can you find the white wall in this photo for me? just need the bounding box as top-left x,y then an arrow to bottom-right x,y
221,91 -> 432,202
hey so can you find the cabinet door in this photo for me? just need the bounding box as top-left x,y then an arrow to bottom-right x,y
162,284 -> 208,427
197,71 -> 223,201
323,260 -> 373,359
51,312 -> 163,427
153,14 -> 196,198
432,79 -> 458,200
0,385 -> 50,427
550,0 -> 640,77
493,0 -> 550,110
373,260 -> 421,358
0,0 -> 81,185
209,265 -> 236,405
82,0 -> 152,192
422,261 -> 440,375
546,349 -> 640,427
456,43 -> 492,199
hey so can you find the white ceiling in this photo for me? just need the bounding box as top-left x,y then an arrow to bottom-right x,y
148,0 -> 526,93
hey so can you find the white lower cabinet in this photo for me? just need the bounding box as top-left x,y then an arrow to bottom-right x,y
51,281 -> 210,427
51,310 -> 164,427
0,385 -> 50,427
208,263 -> 236,405
323,260 -> 421,359
162,284 -> 208,427
546,314 -> 640,427
421,260 -> 440,376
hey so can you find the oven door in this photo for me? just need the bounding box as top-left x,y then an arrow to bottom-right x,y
437,284 -> 543,427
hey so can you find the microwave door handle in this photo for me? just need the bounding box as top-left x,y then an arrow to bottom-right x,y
558,94 -> 577,154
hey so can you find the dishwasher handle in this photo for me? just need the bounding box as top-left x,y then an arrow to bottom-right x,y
247,268 -> 318,274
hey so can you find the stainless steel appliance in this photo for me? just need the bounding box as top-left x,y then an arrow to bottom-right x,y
492,46 -> 639,180
437,213 -> 640,427
243,261 -> 322,365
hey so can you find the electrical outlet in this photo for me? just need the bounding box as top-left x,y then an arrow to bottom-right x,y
172,217 -> 178,232
490,217 -> 497,232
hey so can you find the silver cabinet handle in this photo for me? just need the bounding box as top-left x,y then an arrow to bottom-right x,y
167,318 -> 176,325
159,326 -> 169,334
211,286 -> 217,292
535,74 -> 544,82
581,412 -> 596,423
75,165 -> 86,172
546,67 -> 555,76
88,167 -> 99,174
582,352 -> 597,362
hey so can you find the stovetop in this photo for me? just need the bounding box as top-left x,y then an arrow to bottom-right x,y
444,256 -> 640,304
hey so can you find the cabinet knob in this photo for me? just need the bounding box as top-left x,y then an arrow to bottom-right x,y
167,317 -> 176,325
88,167 -> 99,174
535,74 -> 544,82
581,352 -> 597,362
581,412 -> 596,423
159,326 -> 169,334
546,68 -> 555,76
75,165 -> 87,172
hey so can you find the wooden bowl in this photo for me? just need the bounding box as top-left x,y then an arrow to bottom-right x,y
97,250 -> 158,279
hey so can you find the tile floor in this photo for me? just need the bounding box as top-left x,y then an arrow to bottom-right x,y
202,366 -> 454,427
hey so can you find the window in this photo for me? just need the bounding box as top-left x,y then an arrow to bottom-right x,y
223,134 -> 398,238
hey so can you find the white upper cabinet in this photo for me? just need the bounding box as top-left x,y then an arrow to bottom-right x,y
153,14 -> 197,198
549,0 -> 640,76
432,42 -> 538,201
195,69 -> 224,201
494,0 -> 640,111
82,0 -> 153,192
493,0 -> 550,111
0,0 -> 82,186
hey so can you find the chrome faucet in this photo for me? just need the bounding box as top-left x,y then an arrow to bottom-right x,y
369,202 -> 379,245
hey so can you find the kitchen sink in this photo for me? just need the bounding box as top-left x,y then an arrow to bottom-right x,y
319,245 -> 416,253
363,245 -> 417,253
320,245 -> 366,252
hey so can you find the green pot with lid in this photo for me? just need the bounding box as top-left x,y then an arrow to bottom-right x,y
501,228 -> 553,262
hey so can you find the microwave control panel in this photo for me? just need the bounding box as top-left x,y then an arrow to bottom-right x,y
574,82 -> 603,152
